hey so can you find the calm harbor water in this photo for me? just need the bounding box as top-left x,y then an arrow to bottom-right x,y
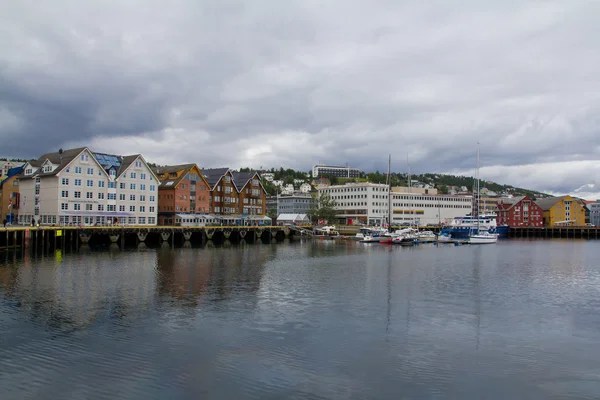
2,239 -> 600,399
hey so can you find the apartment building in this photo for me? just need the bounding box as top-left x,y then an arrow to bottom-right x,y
312,164 -> 360,178
318,182 -> 390,225
233,171 -> 266,216
202,168 -> 239,215
19,147 -> 158,225
155,164 -> 211,225
0,165 -> 23,224
276,194 -> 312,216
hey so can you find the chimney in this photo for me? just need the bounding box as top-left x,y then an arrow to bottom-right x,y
59,148 -> 63,154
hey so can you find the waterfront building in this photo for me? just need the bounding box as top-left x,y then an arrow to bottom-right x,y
232,171 -> 267,216
154,164 -> 211,225
312,164 -> 360,178
584,200 -> 600,226
0,165 -> 24,224
277,194 -> 312,216
202,168 -> 238,216
319,182 -> 390,225
496,196 -> 544,227
535,195 -> 587,226
390,191 -> 472,226
19,147 -> 158,226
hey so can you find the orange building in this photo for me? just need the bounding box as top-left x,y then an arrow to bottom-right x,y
201,168 -> 239,215
155,164 -> 210,225
0,165 -> 23,224
233,171 -> 267,216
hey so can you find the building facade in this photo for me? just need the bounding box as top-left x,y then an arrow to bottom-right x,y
390,191 -> 472,226
535,195 -> 587,226
585,200 -> 600,226
155,164 -> 211,225
312,164 -> 360,178
202,168 -> 238,215
496,196 -> 544,227
19,148 -> 158,226
233,171 -> 267,216
0,166 -> 23,224
276,194 -> 312,216
318,182 -> 390,225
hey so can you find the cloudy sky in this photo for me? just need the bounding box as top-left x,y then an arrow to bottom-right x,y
2,1 -> 600,197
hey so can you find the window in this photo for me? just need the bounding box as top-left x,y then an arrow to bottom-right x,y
98,170 -> 102,176
138,217 -> 146,224
149,206 -> 155,213
130,183 -> 136,190
26,168 -> 32,175
140,195 -> 146,201
75,179 -> 82,186
107,205 -> 116,211
108,193 -> 116,200
130,194 -> 136,201
98,204 -> 104,211
86,192 -> 93,199
148,217 -> 156,224
150,185 -> 156,191
86,204 -> 93,211
130,172 -> 136,179
61,190 -> 68,198
130,205 -> 135,212
98,193 -> 105,200
86,180 -> 93,187
119,193 -> 125,200
74,191 -> 81,198
150,195 -> 155,202
61,178 -> 69,185
119,205 -> 125,212
74,204 -> 81,211
140,173 -> 146,180
80,154 -> 89,162
61,203 -> 68,210
87,167 -> 94,175
98,180 -> 105,188
75,167 -> 82,174
108,181 -> 116,188
140,184 -> 146,190
120,182 -> 125,189
140,206 -> 145,212
135,161 -> 142,168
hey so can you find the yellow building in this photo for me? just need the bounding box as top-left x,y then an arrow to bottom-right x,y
535,195 -> 587,227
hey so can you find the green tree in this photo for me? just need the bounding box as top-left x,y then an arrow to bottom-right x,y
308,192 -> 338,224
438,185 -> 449,194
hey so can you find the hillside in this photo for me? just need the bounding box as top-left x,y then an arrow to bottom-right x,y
254,167 -> 551,200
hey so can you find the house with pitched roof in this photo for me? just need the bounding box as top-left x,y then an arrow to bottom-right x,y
154,164 -> 211,225
496,196 -> 544,227
535,195 -> 587,227
201,168 -> 239,216
232,171 -> 267,217
0,165 -> 25,224
19,147 -> 159,226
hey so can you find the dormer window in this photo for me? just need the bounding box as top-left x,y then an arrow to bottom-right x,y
43,165 -> 52,173
25,168 -> 32,175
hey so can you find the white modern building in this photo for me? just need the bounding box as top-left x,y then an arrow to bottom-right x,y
312,164 -> 360,178
318,182 -> 390,226
319,182 -> 473,226
19,147 -> 159,226
390,191 -> 472,226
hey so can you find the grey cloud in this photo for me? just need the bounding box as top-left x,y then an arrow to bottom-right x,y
2,0 -> 600,194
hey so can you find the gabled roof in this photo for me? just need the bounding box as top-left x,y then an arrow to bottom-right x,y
497,196 -> 525,210
535,196 -> 568,211
156,164 -> 196,188
20,147 -> 88,179
0,166 -> 24,188
201,168 -> 230,189
232,171 -> 255,191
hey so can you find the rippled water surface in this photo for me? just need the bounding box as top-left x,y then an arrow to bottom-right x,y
2,239 -> 600,399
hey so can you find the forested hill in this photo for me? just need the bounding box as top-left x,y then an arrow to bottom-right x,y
251,167 -> 551,200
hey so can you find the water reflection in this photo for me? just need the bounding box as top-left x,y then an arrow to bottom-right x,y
2,239 -> 600,399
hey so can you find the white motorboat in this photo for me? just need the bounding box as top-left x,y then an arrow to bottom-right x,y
468,231 -> 498,244
360,235 -> 381,243
415,230 -> 437,243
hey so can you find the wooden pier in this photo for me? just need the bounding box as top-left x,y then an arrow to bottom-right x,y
509,226 -> 600,239
0,225 -> 307,251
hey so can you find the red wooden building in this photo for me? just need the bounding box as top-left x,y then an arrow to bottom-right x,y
496,196 -> 544,227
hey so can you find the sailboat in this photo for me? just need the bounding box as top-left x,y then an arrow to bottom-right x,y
379,155 -> 395,244
468,145 -> 498,245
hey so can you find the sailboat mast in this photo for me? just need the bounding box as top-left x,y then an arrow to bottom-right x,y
407,154 -> 412,227
387,154 -> 391,228
476,144 -> 480,232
